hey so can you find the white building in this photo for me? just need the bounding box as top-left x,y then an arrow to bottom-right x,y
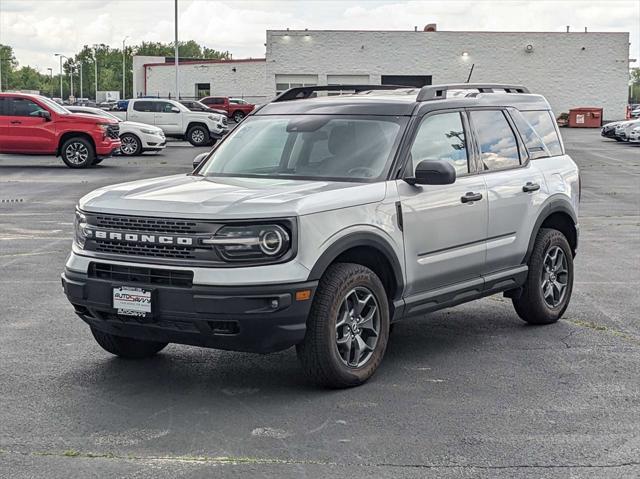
133,28 -> 630,119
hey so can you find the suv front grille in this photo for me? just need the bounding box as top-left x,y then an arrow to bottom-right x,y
95,241 -> 196,259
89,262 -> 193,287
95,215 -> 198,234
106,124 -> 120,140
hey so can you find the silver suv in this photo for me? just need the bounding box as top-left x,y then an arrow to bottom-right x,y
62,84 -> 579,388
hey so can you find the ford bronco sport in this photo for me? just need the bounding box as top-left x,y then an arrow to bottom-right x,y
62,84 -> 579,388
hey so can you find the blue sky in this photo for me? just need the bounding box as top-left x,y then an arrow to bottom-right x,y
1,0 -> 638,72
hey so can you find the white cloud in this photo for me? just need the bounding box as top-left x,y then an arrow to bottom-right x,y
1,0 -> 638,72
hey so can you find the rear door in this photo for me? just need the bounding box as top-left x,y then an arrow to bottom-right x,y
153,101 -> 182,134
4,97 -> 56,153
468,109 -> 547,274
127,100 -> 156,125
396,110 -> 488,296
0,98 -> 8,151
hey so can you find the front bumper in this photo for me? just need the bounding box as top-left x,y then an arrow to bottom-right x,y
61,267 -> 317,354
141,132 -> 167,150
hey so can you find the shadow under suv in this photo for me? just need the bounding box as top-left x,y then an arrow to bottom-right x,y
62,83 -> 579,388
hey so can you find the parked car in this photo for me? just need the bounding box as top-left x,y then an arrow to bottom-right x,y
614,119 -> 640,141
628,125 -> 640,143
67,106 -> 166,156
601,121 -> 623,141
123,98 -> 227,146
62,83 -> 579,388
179,100 -> 228,118
115,99 -> 129,111
199,96 -> 255,122
98,100 -> 117,111
0,92 -> 120,168
631,107 -> 640,118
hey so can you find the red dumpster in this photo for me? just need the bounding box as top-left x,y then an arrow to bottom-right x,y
568,107 -> 603,128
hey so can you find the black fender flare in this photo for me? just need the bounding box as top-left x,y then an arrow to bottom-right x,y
307,231 -> 405,300
524,195 -> 578,263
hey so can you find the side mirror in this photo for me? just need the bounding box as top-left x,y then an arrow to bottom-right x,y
171,107 -> 180,113
38,110 -> 51,121
406,160 -> 456,186
192,152 -> 208,170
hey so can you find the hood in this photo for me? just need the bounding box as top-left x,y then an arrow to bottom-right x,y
64,112 -> 117,124
122,120 -> 162,131
188,110 -> 224,119
79,174 -> 387,219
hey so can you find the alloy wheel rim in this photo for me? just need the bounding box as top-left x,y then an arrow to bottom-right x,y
192,129 -> 205,144
541,246 -> 569,308
121,136 -> 137,154
65,142 -> 88,165
335,286 -> 380,368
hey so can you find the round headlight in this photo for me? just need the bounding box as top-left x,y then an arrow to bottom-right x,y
259,227 -> 287,256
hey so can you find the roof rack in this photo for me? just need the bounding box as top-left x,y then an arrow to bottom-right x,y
416,83 -> 530,102
273,84 -> 407,102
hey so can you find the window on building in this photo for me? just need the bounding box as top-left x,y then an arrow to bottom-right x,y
275,75 -> 318,96
521,110 -> 563,157
409,112 -> 469,176
470,110 -> 521,171
196,83 -> 210,98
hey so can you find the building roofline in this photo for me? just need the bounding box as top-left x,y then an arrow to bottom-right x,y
142,58 -> 266,68
266,29 -> 629,35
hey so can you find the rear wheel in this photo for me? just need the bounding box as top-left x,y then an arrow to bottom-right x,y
120,133 -> 142,156
232,111 -> 245,123
187,125 -> 210,146
91,328 -> 167,359
512,228 -> 574,325
60,137 -> 95,168
297,263 -> 390,388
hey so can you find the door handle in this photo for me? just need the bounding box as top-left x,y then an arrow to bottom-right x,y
522,182 -> 540,193
10,120 -> 22,124
461,192 -> 483,203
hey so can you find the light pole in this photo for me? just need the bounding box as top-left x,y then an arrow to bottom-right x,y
54,53 -> 68,99
122,36 -> 129,99
174,0 -> 179,99
0,57 -> 4,92
47,68 -> 53,97
79,62 -> 83,99
93,45 -> 99,101
68,62 -> 75,101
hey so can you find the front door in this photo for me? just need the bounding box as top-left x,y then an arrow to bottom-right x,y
397,110 -> 487,297
3,97 -> 55,153
153,101 -> 182,135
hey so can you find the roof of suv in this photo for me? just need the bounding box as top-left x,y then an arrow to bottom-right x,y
257,84 -> 551,116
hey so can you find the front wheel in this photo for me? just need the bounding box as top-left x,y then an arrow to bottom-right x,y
120,133 -> 142,156
187,125 -> 210,146
512,228 -> 574,324
60,137 -> 95,168
296,263 -> 390,388
91,328 -> 167,359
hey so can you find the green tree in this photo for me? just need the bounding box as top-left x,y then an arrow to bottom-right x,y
631,67 -> 640,103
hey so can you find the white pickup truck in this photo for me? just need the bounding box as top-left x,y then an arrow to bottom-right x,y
125,98 -> 228,146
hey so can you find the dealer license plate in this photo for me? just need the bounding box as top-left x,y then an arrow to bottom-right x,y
113,286 -> 152,317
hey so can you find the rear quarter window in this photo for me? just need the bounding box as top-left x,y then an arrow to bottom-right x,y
520,110 -> 563,157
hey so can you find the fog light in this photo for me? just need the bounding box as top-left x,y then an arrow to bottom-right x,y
270,299 -> 279,309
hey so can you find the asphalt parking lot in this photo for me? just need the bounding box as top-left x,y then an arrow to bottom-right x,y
0,130 -> 639,478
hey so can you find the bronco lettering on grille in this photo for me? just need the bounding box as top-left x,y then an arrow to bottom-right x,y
86,229 -> 194,246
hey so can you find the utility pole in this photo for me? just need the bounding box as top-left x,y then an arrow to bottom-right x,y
175,0 -> 179,99
79,62 -> 83,99
47,68 -> 53,97
122,36 -> 129,99
69,63 -> 74,101
0,57 -> 3,92
93,45 -> 99,101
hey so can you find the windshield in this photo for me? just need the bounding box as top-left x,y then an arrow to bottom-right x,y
199,115 -> 406,182
38,96 -> 69,114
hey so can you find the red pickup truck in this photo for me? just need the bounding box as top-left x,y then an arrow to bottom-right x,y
199,96 -> 255,122
0,92 -> 121,168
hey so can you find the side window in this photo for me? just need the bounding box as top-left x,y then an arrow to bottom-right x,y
133,101 -> 155,112
410,112 -> 469,176
10,98 -> 46,117
208,98 -> 224,105
470,110 -> 521,171
157,102 -> 176,113
0,98 -> 8,116
521,110 -> 563,157
510,109 -> 550,160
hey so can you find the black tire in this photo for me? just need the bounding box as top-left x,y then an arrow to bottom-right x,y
512,228 -> 574,325
296,263 -> 390,388
232,111 -> 245,123
93,158 -> 104,165
119,133 -> 142,156
60,137 -> 95,168
615,137 -> 623,142
187,125 -> 210,146
91,328 -> 167,359
208,138 -> 218,147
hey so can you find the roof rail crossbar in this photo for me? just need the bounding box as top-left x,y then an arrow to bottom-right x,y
416,83 -> 530,102
273,84 -> 408,102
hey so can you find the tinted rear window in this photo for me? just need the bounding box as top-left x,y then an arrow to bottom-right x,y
133,101 -> 156,112
520,110 -> 563,157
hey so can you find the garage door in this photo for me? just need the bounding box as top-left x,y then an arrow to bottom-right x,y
275,75 -> 318,95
